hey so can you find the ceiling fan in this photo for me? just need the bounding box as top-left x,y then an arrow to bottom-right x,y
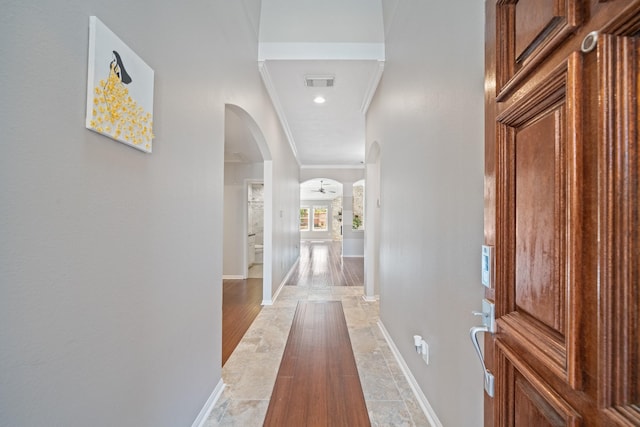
312,180 -> 336,194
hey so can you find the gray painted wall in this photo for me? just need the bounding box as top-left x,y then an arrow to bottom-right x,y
266,151 -> 300,297
367,0 -> 485,425
0,1 -> 299,426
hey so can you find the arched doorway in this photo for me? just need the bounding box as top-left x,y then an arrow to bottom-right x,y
223,104 -> 272,301
222,105 -> 274,365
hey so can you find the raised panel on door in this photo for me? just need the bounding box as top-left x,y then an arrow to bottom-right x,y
496,54 -> 582,385
514,109 -> 563,333
514,0 -> 557,61
496,341 -> 581,427
496,0 -> 582,99
514,374 -> 565,427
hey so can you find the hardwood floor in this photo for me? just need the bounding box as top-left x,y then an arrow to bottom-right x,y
263,301 -> 370,427
285,240 -> 364,287
222,277 -> 262,366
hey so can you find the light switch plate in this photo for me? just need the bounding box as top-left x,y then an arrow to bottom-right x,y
482,245 -> 494,288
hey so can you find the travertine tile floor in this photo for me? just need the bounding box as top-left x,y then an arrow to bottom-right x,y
247,263 -> 263,279
205,286 -> 431,426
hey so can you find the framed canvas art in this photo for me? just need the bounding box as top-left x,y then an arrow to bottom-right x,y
86,16 -> 154,153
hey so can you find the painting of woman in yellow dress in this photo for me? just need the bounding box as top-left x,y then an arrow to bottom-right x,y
86,16 -> 154,153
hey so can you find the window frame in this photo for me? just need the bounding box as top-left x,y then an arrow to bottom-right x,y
312,206 -> 328,231
300,207 -> 310,231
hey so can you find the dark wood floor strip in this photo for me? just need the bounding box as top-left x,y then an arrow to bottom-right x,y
222,278 -> 262,365
263,301 -> 370,427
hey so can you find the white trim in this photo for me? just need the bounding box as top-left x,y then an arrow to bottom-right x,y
364,144 -> 381,301
360,61 -> 385,114
258,62 -> 300,165
361,295 -> 379,302
259,42 -> 385,61
191,379 -> 225,427
377,320 -> 443,427
262,161 -> 274,303
262,255 -> 299,306
222,275 -> 245,280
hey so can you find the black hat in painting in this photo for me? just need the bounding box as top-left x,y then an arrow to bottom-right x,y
111,50 -> 132,84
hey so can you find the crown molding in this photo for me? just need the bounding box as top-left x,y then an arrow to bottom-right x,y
360,60 -> 385,114
258,61 -> 300,165
258,42 -> 385,61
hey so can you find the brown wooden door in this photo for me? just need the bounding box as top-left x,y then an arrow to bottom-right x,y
484,1 -> 639,425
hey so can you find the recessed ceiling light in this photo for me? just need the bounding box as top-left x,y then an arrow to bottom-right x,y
314,96 -> 326,104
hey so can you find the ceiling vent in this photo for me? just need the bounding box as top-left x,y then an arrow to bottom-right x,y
305,75 -> 335,88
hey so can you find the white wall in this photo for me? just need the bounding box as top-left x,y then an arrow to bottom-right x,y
0,1 -> 299,426
342,233 -> 365,257
300,167 -> 364,184
260,0 -> 384,43
367,0 -> 485,425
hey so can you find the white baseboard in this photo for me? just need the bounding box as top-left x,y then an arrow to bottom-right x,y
191,379 -> 225,427
362,294 -> 379,302
222,275 -> 244,280
377,320 -> 443,427
262,256 -> 300,306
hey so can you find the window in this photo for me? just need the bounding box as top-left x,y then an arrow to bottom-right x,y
301,206 -> 329,232
300,207 -> 309,231
312,206 -> 328,231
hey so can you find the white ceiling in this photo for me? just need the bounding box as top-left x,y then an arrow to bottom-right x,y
301,179 -> 343,201
224,0 -> 386,168
260,59 -> 382,166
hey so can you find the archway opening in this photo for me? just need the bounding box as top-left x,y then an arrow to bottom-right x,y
222,104 -> 272,365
